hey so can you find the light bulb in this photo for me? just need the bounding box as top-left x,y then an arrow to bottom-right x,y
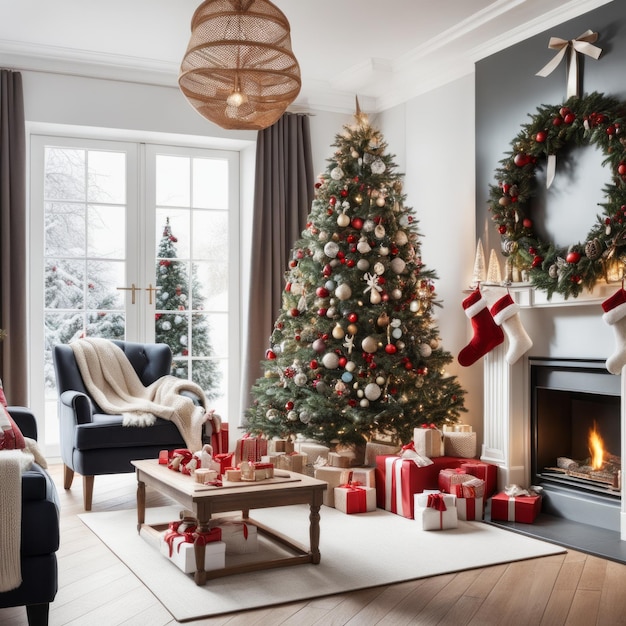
226,90 -> 247,108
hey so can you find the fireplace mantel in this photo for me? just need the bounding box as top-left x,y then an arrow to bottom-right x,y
482,338 -> 626,539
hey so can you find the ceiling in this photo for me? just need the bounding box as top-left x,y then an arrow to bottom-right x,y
0,0 -> 612,113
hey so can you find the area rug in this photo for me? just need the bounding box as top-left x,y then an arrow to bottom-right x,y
80,504 -> 566,622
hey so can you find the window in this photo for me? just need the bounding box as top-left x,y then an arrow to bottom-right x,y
29,135 -> 240,455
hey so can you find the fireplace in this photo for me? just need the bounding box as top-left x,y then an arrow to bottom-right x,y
530,359 -> 622,527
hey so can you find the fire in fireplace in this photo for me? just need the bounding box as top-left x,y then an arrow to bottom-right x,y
530,358 -> 621,501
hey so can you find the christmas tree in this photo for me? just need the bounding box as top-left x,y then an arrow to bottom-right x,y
155,218 -> 221,400
245,106 -> 467,447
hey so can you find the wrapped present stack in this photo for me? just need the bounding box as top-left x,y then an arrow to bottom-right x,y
334,473 -> 377,515
490,485 -> 543,524
315,466 -> 376,508
235,434 -> 268,465
160,519 -> 225,574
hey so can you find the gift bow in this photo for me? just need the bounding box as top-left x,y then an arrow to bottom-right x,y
504,484 -> 543,498
426,493 -> 447,512
536,30 -> 602,99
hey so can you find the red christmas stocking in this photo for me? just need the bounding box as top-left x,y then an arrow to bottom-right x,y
490,293 -> 533,365
458,289 -> 504,367
602,288 -> 626,375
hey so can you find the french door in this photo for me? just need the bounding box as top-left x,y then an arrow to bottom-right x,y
29,135 -> 239,456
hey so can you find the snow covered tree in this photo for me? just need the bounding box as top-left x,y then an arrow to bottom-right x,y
245,107 -> 467,447
155,218 -> 221,400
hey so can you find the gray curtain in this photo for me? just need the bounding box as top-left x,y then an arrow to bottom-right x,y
0,70 -> 27,405
241,112 -> 315,423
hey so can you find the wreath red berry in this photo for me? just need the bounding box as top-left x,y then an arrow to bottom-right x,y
489,91 -> 626,299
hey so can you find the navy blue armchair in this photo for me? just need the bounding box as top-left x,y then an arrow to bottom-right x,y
52,340 -> 190,510
0,407 -> 60,626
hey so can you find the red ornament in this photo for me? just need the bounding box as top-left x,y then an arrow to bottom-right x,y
553,116 -> 563,126
498,225 -> 507,234
338,356 -> 347,368
316,286 -> 329,298
329,196 -> 337,206
535,131 -> 547,143
563,112 -> 575,124
351,217 -> 364,230
318,308 -> 327,317
347,312 -> 358,323
290,308 -> 300,317
285,401 -> 294,410
522,218 -> 533,228
618,163 -> 626,176
514,153 -> 529,167
531,255 -> 543,268
266,349 -> 276,360
385,344 -> 397,354
566,251 -> 581,264
310,360 -> 318,369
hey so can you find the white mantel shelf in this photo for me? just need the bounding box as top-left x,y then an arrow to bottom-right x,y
478,282 -> 619,308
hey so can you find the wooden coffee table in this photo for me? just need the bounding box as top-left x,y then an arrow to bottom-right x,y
132,459 -> 327,585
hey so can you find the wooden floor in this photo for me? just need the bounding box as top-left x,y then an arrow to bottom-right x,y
3,465 -> 626,626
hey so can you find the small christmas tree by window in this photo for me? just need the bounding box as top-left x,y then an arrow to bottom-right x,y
245,105 -> 466,447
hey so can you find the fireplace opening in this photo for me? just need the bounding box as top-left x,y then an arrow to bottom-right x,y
531,358 -> 621,501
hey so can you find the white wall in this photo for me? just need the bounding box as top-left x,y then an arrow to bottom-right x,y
378,75 -> 484,439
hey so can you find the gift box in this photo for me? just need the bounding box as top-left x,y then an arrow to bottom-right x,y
334,484 -> 376,514
235,435 -> 268,465
376,455 -> 423,518
239,461 -> 274,481
438,467 -> 474,493
364,441 -> 401,466
414,492 -> 458,530
327,451 -> 351,468
443,432 -> 477,458
160,523 -> 225,574
294,441 -> 330,463
456,496 -> 484,521
413,426 -> 443,458
211,519 -> 258,554
491,491 -> 542,524
275,452 -> 308,473
212,452 -> 234,475
443,423 -> 472,433
375,455 -> 467,517
451,477 -> 485,499
269,438 -> 295,454
211,422 -> 229,455
314,466 -> 347,507
344,467 -> 376,488
461,461 -> 498,497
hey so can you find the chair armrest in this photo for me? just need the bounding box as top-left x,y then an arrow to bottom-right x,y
7,407 -> 38,440
59,390 -> 94,425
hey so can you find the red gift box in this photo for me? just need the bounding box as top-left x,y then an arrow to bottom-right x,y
456,496 -> 484,521
438,467 -> 474,493
334,483 -> 376,514
490,492 -> 542,523
461,461 -> 498,497
213,452 -> 234,474
211,422 -> 229,455
376,455 -> 467,518
235,435 -> 268,465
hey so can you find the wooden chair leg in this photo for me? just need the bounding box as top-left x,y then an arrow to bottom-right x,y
83,475 -> 95,511
63,464 -> 74,490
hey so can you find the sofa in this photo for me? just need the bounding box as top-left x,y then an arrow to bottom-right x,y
0,407 -> 60,626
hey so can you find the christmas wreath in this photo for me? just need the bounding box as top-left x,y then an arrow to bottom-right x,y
489,91 -> 626,299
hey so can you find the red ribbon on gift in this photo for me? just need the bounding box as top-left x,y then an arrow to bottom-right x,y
168,449 -> 196,474
164,521 -> 182,557
401,441 -> 416,452
420,423 -> 437,429
338,482 -> 367,513
427,493 -> 447,512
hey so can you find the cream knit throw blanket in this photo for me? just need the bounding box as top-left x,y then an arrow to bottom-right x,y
70,338 -> 209,452
0,450 -> 34,592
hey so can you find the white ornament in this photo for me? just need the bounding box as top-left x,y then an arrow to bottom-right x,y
392,327 -> 402,339
357,259 -> 370,271
322,352 -> 339,369
324,241 -> 339,258
373,261 -> 385,275
345,360 -> 356,372
376,376 -> 386,385
419,343 -> 432,358
161,321 -> 171,331
294,373 -> 307,386
330,166 -> 344,180
288,410 -> 299,421
410,300 -> 420,312
378,246 -> 389,256
364,383 -> 382,401
337,212 -> 350,227
391,288 -> 403,300
371,158 -> 386,174
300,411 -> 312,424
363,219 -> 375,232
357,237 -> 372,254
360,398 -> 370,408
318,230 -> 329,242
335,283 -> 352,300
374,224 -> 386,238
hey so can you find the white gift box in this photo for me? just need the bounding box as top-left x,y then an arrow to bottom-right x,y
414,491 -> 458,530
213,520 -> 258,554
160,534 -> 225,574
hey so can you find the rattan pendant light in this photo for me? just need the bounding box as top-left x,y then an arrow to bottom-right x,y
179,0 -> 301,130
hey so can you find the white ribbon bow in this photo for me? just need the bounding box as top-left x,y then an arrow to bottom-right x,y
536,30 -> 602,99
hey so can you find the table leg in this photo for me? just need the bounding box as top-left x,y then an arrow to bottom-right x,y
309,502 -> 321,564
136,478 -> 146,533
193,516 -> 211,585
